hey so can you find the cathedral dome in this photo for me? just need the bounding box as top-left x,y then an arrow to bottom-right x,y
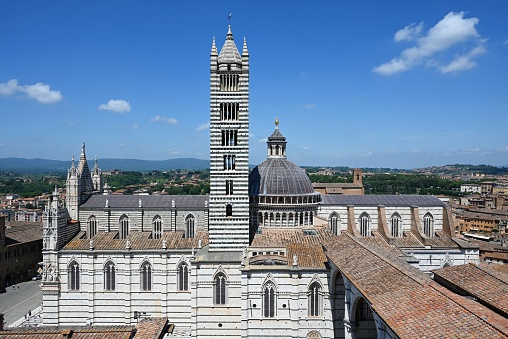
249,158 -> 316,196
249,157 -> 315,196
249,119 -> 316,197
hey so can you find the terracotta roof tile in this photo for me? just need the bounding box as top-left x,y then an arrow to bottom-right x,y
323,234 -> 508,338
5,224 -> 42,245
62,230 -> 208,251
433,263 -> 508,317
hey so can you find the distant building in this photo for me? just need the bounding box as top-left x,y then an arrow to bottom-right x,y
460,183 -> 481,194
312,169 -> 364,195
0,216 -> 43,287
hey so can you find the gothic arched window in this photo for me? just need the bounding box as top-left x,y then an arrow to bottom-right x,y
185,215 -> 195,239
104,261 -> 115,291
152,215 -> 162,239
214,273 -> 226,305
119,215 -> 129,239
359,212 -> 371,236
308,282 -> 322,316
140,261 -> 152,291
68,261 -> 80,291
178,263 -> 189,291
423,213 -> 434,237
329,213 -> 339,235
88,216 -> 98,239
390,213 -> 402,237
263,282 -> 276,317
355,298 -> 373,320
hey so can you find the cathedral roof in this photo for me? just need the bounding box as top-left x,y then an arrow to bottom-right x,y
324,233 -> 508,338
80,195 -> 208,210
63,230 -> 208,251
217,25 -> 242,64
249,158 -> 316,196
321,194 -> 446,207
433,263 -> 508,317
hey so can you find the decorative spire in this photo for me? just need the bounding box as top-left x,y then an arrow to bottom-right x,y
81,143 -> 85,156
211,37 -> 217,55
275,117 -> 279,128
242,37 -> 249,55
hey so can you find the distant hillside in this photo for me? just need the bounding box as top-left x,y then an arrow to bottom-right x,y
0,157 -> 209,173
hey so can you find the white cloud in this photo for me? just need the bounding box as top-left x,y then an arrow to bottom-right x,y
98,99 -> 131,113
196,122 -> 209,131
304,104 -> 315,109
504,39 -> 508,46
0,79 -> 62,104
0,143 -> 5,147
439,41 -> 486,74
149,115 -> 178,124
131,124 -> 139,129
394,22 -> 424,42
168,147 -> 182,155
258,138 -> 268,143
374,12 -> 485,75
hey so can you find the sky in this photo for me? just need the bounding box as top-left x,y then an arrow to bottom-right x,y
1,1 -> 508,169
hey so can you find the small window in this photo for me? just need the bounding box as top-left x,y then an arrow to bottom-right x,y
226,204 -> 233,217
423,213 -> 434,237
263,282 -> 276,317
356,298 -> 373,320
185,215 -> 195,238
88,216 -> 98,238
390,213 -> 402,237
119,215 -> 129,239
359,212 -> 371,236
68,261 -> 80,291
308,282 -> 322,316
226,180 -> 233,196
178,263 -> 189,291
329,213 -> 339,235
141,262 -> 152,291
214,273 -> 226,304
152,216 -> 162,239
104,262 -> 115,291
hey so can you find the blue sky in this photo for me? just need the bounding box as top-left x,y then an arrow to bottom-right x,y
1,1 -> 507,169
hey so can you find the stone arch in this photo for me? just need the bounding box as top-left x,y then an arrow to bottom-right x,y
351,296 -> 376,338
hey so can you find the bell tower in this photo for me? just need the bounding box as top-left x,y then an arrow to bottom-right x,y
208,25 -> 250,251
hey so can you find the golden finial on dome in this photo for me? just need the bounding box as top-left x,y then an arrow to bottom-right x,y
275,117 -> 279,128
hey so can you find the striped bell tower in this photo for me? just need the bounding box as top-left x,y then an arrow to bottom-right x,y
209,25 -> 250,251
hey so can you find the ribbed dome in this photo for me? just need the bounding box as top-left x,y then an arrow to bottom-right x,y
249,158 -> 315,196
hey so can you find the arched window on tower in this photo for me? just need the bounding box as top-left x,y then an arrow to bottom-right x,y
104,261 -> 115,291
308,281 -> 322,316
214,273 -> 226,304
140,261 -> 152,291
88,216 -> 98,238
329,213 -> 339,235
68,261 -> 80,291
119,215 -> 129,239
185,214 -> 195,238
226,204 -> 233,217
423,213 -> 434,237
359,212 -> 371,236
152,215 -> 162,239
390,213 -> 402,237
178,263 -> 189,291
263,282 -> 276,317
